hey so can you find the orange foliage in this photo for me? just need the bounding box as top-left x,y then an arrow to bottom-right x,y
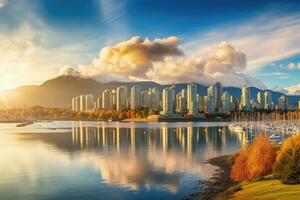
231,135 -> 278,182
231,149 -> 250,181
247,135 -> 278,180
273,134 -> 300,184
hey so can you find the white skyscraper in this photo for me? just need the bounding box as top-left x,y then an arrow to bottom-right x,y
264,91 -> 272,110
79,95 -> 86,112
85,94 -> 94,111
241,86 -> 251,111
207,85 -> 215,113
112,90 -> 117,110
278,95 -> 288,111
72,97 -> 76,111
116,86 -> 127,111
213,82 -> 223,112
130,86 -> 141,110
148,87 -> 160,111
257,91 -> 263,109
102,90 -> 113,110
298,101 -> 300,110
187,83 -> 198,115
141,90 -> 150,108
96,97 -> 102,109
160,87 -> 173,116
222,91 -> 230,113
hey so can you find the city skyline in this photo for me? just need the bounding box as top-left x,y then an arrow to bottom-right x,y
0,0 -> 300,95
72,81 -> 298,116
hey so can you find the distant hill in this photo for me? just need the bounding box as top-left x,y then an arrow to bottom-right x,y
0,75 -> 299,108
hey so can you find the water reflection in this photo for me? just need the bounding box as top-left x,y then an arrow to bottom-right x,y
1,122 -> 244,200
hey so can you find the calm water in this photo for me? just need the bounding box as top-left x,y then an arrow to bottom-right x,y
0,121 -> 248,200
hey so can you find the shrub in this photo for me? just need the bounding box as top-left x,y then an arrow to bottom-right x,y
231,135 -> 278,181
273,134 -> 300,184
247,135 -> 278,180
231,149 -> 250,181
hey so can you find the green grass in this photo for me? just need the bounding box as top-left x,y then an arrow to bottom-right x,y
230,179 -> 300,200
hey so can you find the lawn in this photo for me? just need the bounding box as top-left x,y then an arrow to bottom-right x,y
230,179 -> 300,200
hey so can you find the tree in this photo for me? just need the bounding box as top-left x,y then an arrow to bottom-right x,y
247,135 -> 278,180
231,149 -> 250,181
273,134 -> 300,184
231,135 -> 278,181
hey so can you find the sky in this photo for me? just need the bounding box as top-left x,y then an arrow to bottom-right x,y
0,0 -> 300,94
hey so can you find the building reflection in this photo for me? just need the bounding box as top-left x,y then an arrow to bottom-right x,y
16,122 -> 242,193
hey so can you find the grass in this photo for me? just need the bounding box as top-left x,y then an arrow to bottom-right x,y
230,179 -> 300,200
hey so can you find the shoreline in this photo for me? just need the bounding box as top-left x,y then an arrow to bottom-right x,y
188,155 -> 237,200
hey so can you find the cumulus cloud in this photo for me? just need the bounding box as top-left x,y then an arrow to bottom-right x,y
67,38 -> 264,88
79,36 -> 182,77
59,66 -> 81,77
146,42 -> 250,86
0,0 -> 5,8
284,84 -> 300,95
183,14 -> 300,71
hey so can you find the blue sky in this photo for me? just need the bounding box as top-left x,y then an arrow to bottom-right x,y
0,0 -> 300,94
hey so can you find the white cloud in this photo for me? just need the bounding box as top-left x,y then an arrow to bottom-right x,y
0,0 -> 5,8
286,62 -> 300,70
288,62 -> 296,70
78,36 -> 182,78
0,22 -> 91,91
66,37 -> 265,88
183,14 -> 300,71
284,84 -> 300,95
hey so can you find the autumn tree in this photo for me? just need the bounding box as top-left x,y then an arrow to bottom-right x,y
273,134 -> 300,184
247,135 -> 278,180
231,135 -> 278,181
231,149 -> 250,181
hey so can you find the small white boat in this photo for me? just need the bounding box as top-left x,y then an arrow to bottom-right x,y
269,134 -> 281,140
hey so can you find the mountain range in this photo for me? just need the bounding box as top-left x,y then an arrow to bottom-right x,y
0,75 -> 299,109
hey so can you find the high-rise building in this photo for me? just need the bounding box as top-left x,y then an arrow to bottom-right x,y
79,95 -> 86,112
112,90 -> 117,110
96,97 -> 102,109
86,94 -> 94,111
176,91 -> 188,113
148,87 -> 160,111
207,85 -> 215,112
213,82 -> 223,111
116,86 -> 127,111
170,85 -> 177,111
130,86 -> 141,110
72,97 -> 76,111
257,91 -> 263,109
141,90 -> 150,108
222,91 -> 230,112
241,86 -> 251,111
197,94 -> 205,112
298,101 -> 300,110
278,95 -> 288,111
160,87 -> 173,116
264,91 -> 272,110
187,83 -> 198,115
102,90 -> 113,110
230,96 -> 237,112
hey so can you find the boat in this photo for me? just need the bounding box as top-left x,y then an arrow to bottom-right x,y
269,134 -> 281,140
16,121 -> 34,127
228,124 -> 244,132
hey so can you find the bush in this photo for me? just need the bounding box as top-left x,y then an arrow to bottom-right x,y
273,134 -> 300,184
247,135 -> 278,180
231,135 -> 278,182
231,149 -> 250,181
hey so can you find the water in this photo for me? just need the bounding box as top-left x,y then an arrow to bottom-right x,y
0,121 -> 252,200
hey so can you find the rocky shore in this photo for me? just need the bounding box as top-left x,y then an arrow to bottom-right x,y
186,155 -> 238,200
